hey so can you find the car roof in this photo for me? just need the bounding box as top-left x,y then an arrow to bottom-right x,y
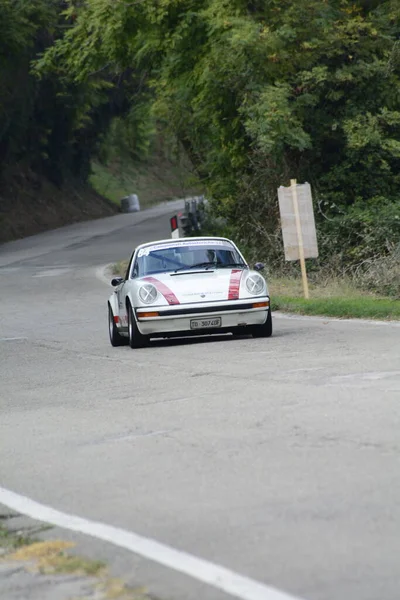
136,236 -> 234,249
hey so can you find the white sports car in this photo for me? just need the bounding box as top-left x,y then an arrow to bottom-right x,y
108,236 -> 272,348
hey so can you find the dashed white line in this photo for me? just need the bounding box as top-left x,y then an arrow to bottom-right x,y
0,486 -> 304,600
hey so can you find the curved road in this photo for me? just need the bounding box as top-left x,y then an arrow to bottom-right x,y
1,202 -> 400,600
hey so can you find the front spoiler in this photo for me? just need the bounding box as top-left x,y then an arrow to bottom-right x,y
135,297 -> 270,336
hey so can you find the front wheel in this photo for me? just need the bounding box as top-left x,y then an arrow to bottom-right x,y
252,309 -> 273,338
108,304 -> 127,347
128,303 -> 149,348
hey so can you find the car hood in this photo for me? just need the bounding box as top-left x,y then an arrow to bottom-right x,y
140,268 -> 250,304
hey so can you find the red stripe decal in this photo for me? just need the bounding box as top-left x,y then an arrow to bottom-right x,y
143,277 -> 180,305
228,269 -> 243,300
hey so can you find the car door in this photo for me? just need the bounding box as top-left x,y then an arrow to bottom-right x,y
118,250 -> 136,330
115,281 -> 127,330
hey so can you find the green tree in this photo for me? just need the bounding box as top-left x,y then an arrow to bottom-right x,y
0,0 -> 135,187
36,0 -> 400,264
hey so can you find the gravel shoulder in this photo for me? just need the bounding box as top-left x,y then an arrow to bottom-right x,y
0,513 -> 149,600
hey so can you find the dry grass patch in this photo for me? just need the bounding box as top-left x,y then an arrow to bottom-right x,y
269,276 -> 367,299
1,526 -> 150,600
113,260 -> 129,277
10,539 -> 105,576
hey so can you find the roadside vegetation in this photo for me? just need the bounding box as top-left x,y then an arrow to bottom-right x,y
269,277 -> 400,320
0,523 -> 149,600
0,0 -> 198,241
272,296 -> 400,320
1,0 -> 399,303
90,152 -> 201,209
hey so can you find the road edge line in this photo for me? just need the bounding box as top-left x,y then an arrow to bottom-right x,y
0,486 -> 304,600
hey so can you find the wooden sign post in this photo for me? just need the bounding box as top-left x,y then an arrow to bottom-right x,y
290,179 -> 309,299
277,180 -> 318,299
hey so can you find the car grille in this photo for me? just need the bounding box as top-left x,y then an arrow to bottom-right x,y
140,302 -> 260,317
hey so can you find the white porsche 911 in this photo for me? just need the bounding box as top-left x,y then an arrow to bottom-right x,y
108,236 -> 272,348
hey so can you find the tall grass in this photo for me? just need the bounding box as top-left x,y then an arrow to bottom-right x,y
270,275 -> 400,320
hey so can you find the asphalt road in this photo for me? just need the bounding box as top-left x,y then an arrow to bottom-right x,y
1,201 -> 400,600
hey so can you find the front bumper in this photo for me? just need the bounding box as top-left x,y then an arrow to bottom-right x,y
135,297 -> 270,336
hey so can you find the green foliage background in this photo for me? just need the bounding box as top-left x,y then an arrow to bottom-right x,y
1,0 -> 399,292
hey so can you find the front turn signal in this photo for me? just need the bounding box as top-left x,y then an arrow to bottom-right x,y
252,301 -> 269,309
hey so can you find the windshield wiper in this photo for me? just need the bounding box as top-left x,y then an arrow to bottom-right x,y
174,262 -> 216,273
218,262 -> 247,268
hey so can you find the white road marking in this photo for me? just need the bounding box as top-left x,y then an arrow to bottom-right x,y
32,268 -> 72,278
0,267 -> 20,273
326,370 -> 400,389
0,486 -> 304,600
0,337 -> 27,342
332,370 -> 400,381
77,429 -> 173,447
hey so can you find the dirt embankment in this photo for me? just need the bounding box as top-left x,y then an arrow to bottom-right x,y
0,168 -> 117,244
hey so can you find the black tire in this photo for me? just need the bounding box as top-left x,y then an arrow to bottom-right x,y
127,303 -> 149,348
252,309 -> 273,338
108,304 -> 127,347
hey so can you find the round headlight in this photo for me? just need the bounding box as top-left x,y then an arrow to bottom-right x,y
139,283 -> 158,304
245,274 -> 264,295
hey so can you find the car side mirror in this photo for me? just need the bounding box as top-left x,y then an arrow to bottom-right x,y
254,262 -> 265,271
111,277 -> 123,287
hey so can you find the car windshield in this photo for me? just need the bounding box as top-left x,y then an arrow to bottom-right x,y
133,240 -> 246,277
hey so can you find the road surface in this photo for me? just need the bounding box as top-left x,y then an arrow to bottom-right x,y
1,201 -> 400,600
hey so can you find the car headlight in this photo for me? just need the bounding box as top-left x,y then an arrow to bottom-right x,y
138,283 -> 158,304
245,274 -> 265,295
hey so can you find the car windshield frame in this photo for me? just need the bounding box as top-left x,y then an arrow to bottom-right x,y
131,239 -> 247,278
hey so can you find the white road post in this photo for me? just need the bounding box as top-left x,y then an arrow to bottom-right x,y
170,215 -> 180,238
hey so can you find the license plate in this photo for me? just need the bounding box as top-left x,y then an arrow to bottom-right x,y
190,317 -> 222,330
